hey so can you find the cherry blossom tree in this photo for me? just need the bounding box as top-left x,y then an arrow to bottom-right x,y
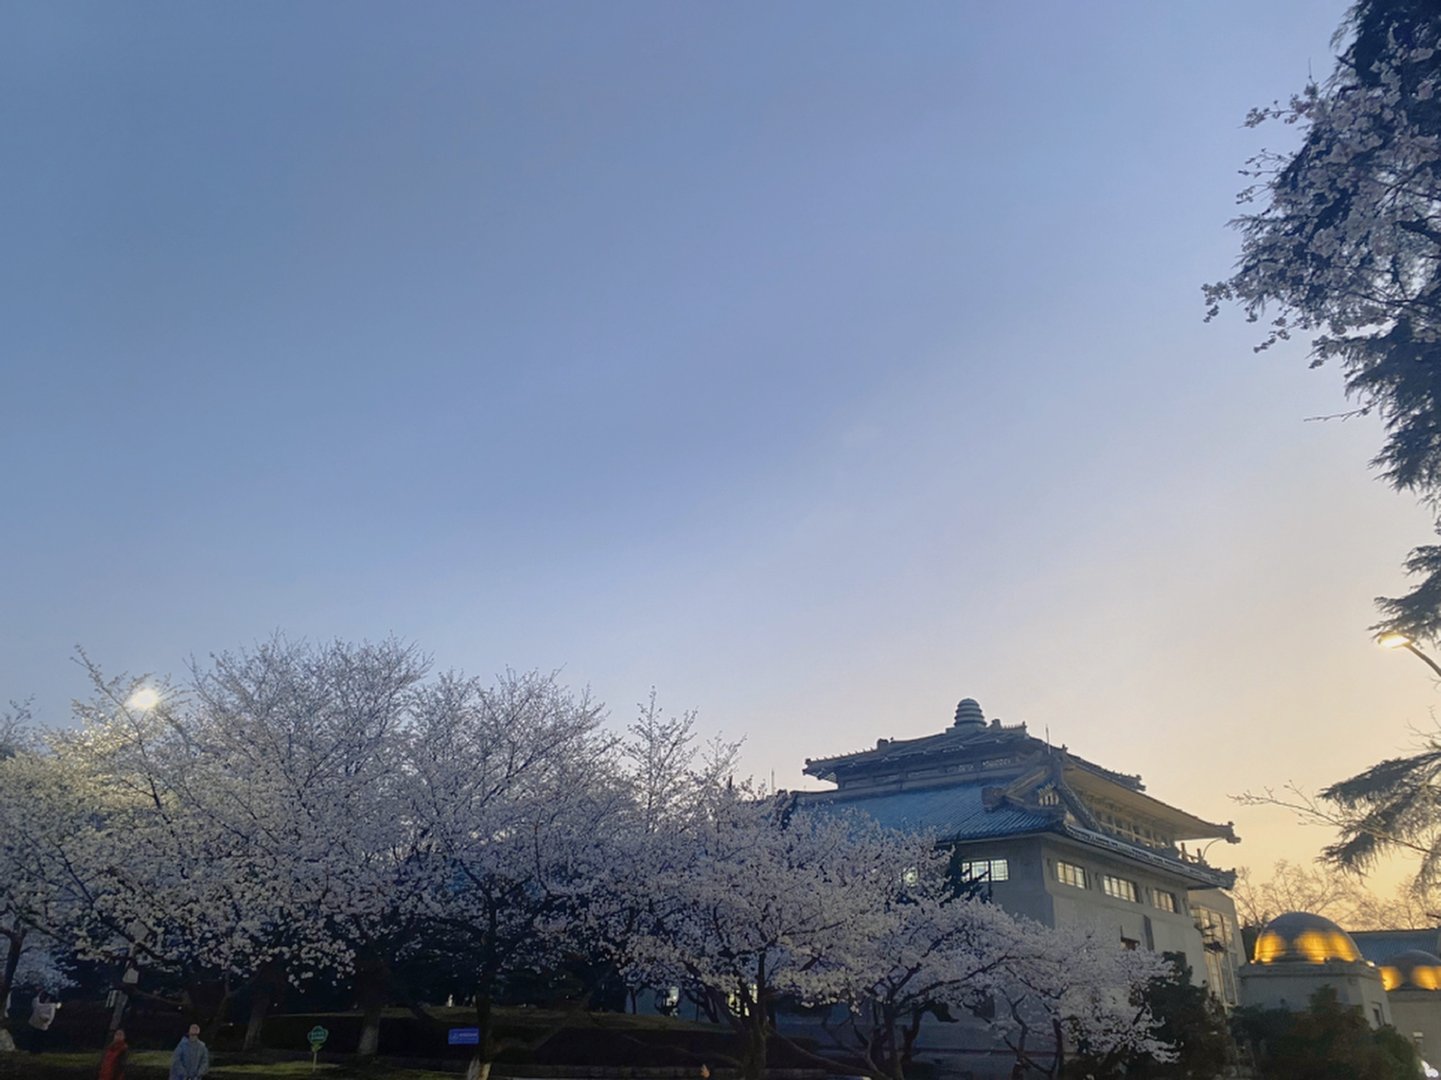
621,691 -> 740,836
405,668 -> 625,1080
624,789 -> 913,1080
3,640 -> 435,1048
42,661 -> 305,1041
3,639 -> 638,1064
787,826 -> 1171,1080
601,694 -> 744,1016
0,709 -> 70,1053
984,920 -> 1172,1078
813,835 -> 1031,1080
1205,0 -> 1441,640
181,636 -> 433,1053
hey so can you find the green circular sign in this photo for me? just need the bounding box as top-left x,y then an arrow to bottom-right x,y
307,1025 -> 329,1051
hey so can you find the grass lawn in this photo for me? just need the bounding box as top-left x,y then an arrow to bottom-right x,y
0,1006 -> 746,1079
0,1051 -> 458,1079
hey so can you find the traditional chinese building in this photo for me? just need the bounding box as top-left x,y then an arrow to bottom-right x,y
796,696 -> 1246,1004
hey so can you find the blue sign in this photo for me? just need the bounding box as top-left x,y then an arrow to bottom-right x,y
448,1027 -> 480,1046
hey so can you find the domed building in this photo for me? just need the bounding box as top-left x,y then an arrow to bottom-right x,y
1380,950 -> 1441,993
1376,948 -> 1441,1063
1238,912 -> 1392,1027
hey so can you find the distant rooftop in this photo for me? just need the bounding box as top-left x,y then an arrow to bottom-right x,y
795,694 -> 1236,884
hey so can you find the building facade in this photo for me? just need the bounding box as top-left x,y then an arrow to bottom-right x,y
1357,930 -> 1441,1062
796,696 -> 1246,1004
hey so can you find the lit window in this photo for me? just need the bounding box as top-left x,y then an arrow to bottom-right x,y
1152,891 -> 1177,913
1101,874 -> 1138,902
958,858 -> 1010,883
1055,861 -> 1087,889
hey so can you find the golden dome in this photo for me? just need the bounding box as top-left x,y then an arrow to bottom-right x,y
1253,911 -> 1362,965
1380,950 -> 1441,991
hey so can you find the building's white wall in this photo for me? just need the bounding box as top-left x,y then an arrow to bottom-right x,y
1239,963 -> 1394,1027
955,838 -> 1055,926
944,835 -> 1247,1005
1387,991 -> 1441,1064
1033,839 -> 1215,983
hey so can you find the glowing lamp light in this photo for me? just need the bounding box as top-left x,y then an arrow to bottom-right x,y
1253,925 -> 1360,965
126,687 -> 161,711
1375,631 -> 1441,678
1254,932 -> 1282,964
1296,929 -> 1359,963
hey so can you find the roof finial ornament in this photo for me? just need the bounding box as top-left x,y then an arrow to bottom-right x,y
953,697 -> 985,731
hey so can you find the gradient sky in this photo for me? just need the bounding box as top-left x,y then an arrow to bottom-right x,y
4,2 -> 1435,889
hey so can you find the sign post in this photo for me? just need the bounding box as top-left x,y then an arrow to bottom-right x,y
307,1025 -> 329,1073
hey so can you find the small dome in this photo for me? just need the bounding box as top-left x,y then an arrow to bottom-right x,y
953,698 -> 985,730
1253,911 -> 1362,965
1380,949 -> 1441,991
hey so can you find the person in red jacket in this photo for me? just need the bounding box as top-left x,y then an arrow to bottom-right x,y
98,1028 -> 129,1080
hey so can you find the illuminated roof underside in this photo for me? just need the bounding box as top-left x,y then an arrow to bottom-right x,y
1253,912 -> 1362,965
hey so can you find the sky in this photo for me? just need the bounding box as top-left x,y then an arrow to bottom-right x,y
3,1 -> 1436,892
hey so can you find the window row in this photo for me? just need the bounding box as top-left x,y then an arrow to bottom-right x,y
1050,860 -> 1181,913
957,858 -> 1010,883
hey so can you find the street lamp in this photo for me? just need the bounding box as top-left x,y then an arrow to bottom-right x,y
1376,632 -> 1441,680
107,685 -> 162,1038
125,687 -> 161,711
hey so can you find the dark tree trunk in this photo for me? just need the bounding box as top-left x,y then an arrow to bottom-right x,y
185,977 -> 235,1045
0,923 -> 23,1037
465,992 -> 497,1080
354,951 -> 393,1058
242,963 -> 285,1052
735,980 -> 770,1080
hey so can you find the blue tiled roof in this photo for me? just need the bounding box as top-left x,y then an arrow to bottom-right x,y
795,785 -> 1234,887
795,782 -> 1058,841
1351,928 -> 1441,965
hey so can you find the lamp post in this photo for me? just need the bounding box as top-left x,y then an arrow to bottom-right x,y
105,686 -> 161,1038
1376,632 -> 1441,680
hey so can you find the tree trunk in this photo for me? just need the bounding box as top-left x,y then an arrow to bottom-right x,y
1046,1017 -> 1064,1079
355,954 -> 388,1057
242,963 -> 284,1052
462,992 -> 497,1080
0,924 -> 22,1045
740,1010 -> 769,1080
888,1014 -> 902,1080
357,1000 -> 384,1058
242,985 -> 271,1051
187,977 -> 234,1045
